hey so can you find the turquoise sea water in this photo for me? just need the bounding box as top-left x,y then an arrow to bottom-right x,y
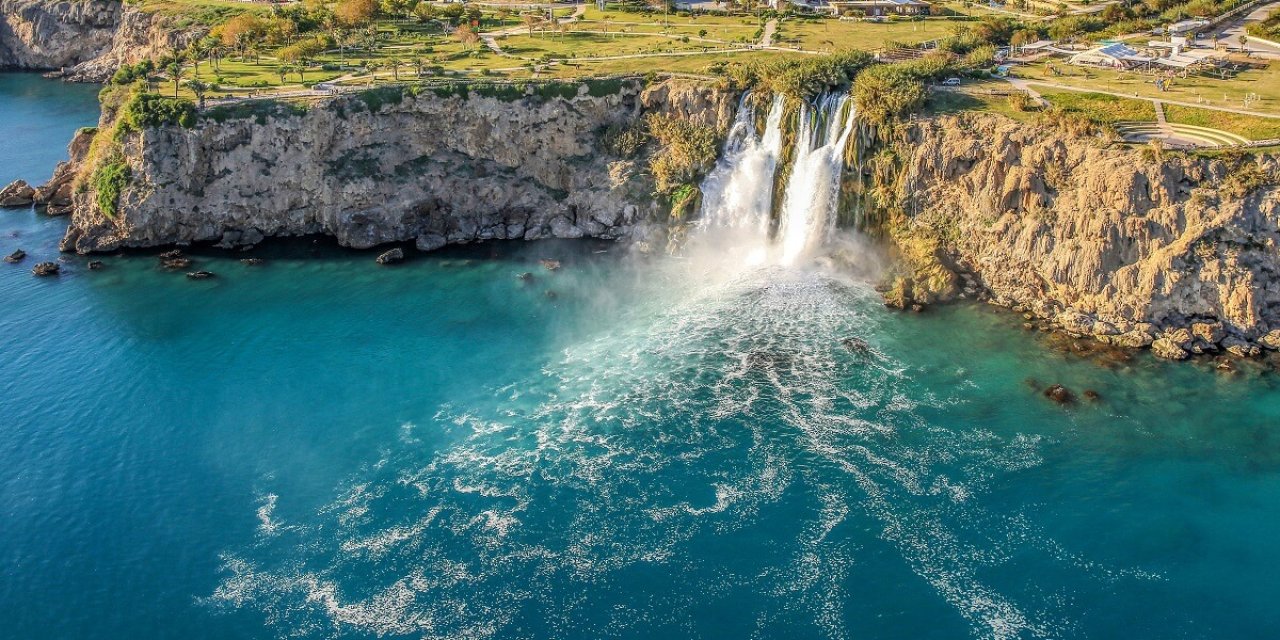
2,74 -> 1280,640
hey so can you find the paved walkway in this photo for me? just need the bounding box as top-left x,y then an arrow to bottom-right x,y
761,19 -> 777,47
1153,100 -> 1168,126
482,3 -> 586,55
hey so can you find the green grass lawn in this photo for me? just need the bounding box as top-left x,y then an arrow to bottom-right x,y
1164,104 -> 1280,140
499,32 -> 717,59
1014,59 -> 1280,115
926,81 -> 1040,122
1037,88 -> 1158,123
774,18 -> 959,52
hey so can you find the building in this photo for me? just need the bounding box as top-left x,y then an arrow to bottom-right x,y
1166,19 -> 1210,36
1068,43 -> 1154,69
828,0 -> 932,17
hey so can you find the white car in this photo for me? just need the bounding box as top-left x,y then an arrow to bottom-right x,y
941,77 -> 962,86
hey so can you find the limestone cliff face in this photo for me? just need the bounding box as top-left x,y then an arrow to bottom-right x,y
62,80 -> 736,254
0,0 -> 119,71
1,0 -> 199,81
885,113 -> 1280,357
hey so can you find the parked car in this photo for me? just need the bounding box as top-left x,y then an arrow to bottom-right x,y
941,77 -> 962,86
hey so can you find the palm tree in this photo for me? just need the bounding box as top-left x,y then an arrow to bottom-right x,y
166,62 -> 185,98
603,14 -> 614,37
277,65 -> 288,85
186,79 -> 209,109
412,56 -> 424,78
389,57 -> 402,81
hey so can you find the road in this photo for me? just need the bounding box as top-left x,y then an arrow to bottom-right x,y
1211,0 -> 1280,54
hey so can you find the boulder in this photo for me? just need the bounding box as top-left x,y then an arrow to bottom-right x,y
1259,330 -> 1280,351
841,337 -> 871,355
1164,328 -> 1194,350
1055,310 -> 1095,335
1151,337 -> 1190,360
161,257 -> 192,269
4,249 -> 26,263
1112,329 -> 1154,349
31,262 -> 60,277
1222,336 -> 1261,358
87,260 -> 104,270
375,248 -> 404,265
0,180 -> 36,207
1190,322 -> 1225,345
159,249 -> 185,260
186,271 -> 215,280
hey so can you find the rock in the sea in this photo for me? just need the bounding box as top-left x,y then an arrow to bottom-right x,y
1043,384 -> 1074,404
159,249 -> 185,259
186,271 -> 215,280
1112,329 -> 1154,349
1151,337 -> 1190,360
1083,389 -> 1101,401
240,258 -> 264,266
1259,330 -> 1280,351
841,337 -> 870,355
1222,336 -> 1261,358
539,259 -> 561,271
31,261 -> 60,276
544,290 -> 558,300
1191,322 -> 1226,345
517,272 -> 534,283
161,257 -> 192,269
87,260 -> 104,270
4,249 -> 26,263
0,180 -> 36,207
375,248 -> 404,265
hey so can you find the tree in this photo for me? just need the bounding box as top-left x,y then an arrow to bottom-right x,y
603,14 -> 614,36
389,57 -> 402,80
186,79 -> 209,109
522,12 -> 542,37
166,62 -> 185,98
215,14 -> 266,59
335,0 -> 377,29
453,23 -> 480,50
277,65 -> 289,85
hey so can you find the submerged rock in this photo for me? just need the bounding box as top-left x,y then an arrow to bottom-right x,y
517,271 -> 534,283
540,259 -> 561,271
4,249 -> 26,263
1043,384 -> 1074,404
841,337 -> 870,355
375,248 -> 404,265
87,260 -> 104,270
544,290 -> 559,300
186,271 -> 215,280
1083,389 -> 1101,401
0,180 -> 36,207
160,257 -> 192,270
240,258 -> 264,266
31,261 -> 60,276
159,249 -> 185,260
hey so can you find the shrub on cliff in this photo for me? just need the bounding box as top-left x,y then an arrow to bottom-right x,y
118,93 -> 197,134
646,113 -> 718,194
726,51 -> 873,101
91,158 -> 131,219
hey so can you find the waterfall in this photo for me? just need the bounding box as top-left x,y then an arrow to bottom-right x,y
693,93 -> 786,264
775,94 -> 857,266
689,91 -> 856,268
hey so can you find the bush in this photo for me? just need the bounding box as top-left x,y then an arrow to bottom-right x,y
118,92 -> 197,134
646,112 -> 718,193
92,159 -> 130,218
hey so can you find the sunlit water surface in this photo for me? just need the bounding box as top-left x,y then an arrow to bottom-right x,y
2,74 -> 1280,640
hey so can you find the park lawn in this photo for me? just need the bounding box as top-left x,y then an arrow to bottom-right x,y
774,18 -> 958,52
925,81 -> 1039,122
1013,59 -> 1280,114
498,32 -> 714,59
1164,104 -> 1280,140
548,49 -> 803,77
1037,88 -> 1158,123
580,6 -> 762,29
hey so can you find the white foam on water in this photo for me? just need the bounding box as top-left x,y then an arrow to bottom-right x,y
208,94 -> 1156,639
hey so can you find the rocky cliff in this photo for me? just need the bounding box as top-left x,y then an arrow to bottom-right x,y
61,80 -> 737,254
880,113 -> 1280,358
1,0 -> 198,81
0,0 -> 119,71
